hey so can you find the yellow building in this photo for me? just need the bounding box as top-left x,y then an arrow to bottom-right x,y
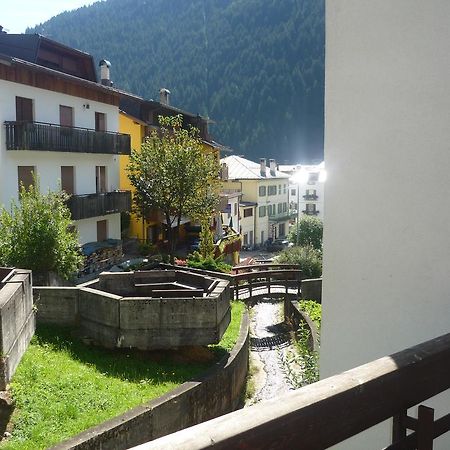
118,90 -> 220,246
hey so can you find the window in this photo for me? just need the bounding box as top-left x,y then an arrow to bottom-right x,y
283,184 -> 287,194
258,206 -> 266,217
278,185 -> 281,195
61,166 -> 75,195
243,233 -> 248,246
279,223 -> 285,237
306,203 -> 317,212
234,203 -> 238,216
16,97 -> 33,121
268,204 -> 275,216
291,189 -> 296,196
249,231 -> 253,245
277,203 -> 282,214
283,202 -> 287,212
18,166 -> 35,192
59,105 -> 74,127
259,186 -> 266,197
244,208 -> 253,218
268,185 -> 277,196
95,112 -> 106,132
308,173 -> 319,184
96,166 -> 107,193
97,220 -> 107,242
260,231 -> 264,244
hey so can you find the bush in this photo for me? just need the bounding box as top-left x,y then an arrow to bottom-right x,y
138,242 -> 158,256
276,245 -> 322,278
288,215 -> 323,250
187,252 -> 231,273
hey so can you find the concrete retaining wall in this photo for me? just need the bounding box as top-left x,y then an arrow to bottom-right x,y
0,269 -> 34,389
51,310 -> 249,450
284,298 -> 320,352
301,278 -> 322,303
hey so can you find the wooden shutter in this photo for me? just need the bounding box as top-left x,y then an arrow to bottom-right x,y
16,97 -> 33,122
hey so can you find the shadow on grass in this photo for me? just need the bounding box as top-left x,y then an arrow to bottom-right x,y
34,325 -> 220,385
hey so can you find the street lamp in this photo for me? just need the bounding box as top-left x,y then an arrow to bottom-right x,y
290,168 -> 309,245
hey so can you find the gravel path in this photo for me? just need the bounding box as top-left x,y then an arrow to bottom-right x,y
245,298 -> 302,406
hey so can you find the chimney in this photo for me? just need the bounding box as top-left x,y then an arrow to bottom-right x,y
99,59 -> 112,86
160,88 -> 171,105
220,162 -> 229,181
260,158 -> 267,177
269,159 -> 276,176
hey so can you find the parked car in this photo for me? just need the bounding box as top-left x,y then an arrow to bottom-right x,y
265,239 -> 292,252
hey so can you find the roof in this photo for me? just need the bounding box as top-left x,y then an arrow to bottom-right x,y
220,155 -> 289,180
0,33 -> 97,82
240,201 -> 257,207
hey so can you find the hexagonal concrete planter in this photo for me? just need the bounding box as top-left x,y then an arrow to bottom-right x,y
36,270 -> 231,350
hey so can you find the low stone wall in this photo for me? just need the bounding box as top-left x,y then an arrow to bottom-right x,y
0,268 -> 34,389
51,311 -> 250,450
301,278 -> 322,303
284,298 -> 319,352
34,287 -> 79,325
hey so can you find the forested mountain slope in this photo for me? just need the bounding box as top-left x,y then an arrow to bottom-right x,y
29,0 -> 324,163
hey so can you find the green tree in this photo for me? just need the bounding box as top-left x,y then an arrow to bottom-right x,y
0,182 -> 83,280
276,245 -> 322,278
289,215 -> 323,250
127,115 -> 220,263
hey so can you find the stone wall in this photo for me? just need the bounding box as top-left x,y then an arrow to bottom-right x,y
51,311 -> 249,450
0,269 -> 34,389
301,278 -> 322,303
35,271 -> 232,350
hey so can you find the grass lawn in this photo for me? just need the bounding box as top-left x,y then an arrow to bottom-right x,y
2,301 -> 245,450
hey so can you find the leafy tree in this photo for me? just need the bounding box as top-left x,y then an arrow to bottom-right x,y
0,182 -> 83,280
289,215 -> 323,250
127,114 -> 220,263
276,245 -> 322,278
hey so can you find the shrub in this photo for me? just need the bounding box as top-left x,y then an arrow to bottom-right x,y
187,252 -> 231,273
276,245 -> 322,278
288,215 -> 323,250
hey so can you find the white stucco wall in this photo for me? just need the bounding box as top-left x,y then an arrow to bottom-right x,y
321,1 -> 450,448
75,213 -> 121,245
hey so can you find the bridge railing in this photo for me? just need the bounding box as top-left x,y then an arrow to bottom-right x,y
131,332 -> 450,450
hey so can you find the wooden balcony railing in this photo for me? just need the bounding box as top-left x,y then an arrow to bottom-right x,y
131,332 -> 450,450
4,121 -> 131,155
67,191 -> 131,220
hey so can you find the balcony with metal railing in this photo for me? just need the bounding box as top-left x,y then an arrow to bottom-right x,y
4,121 -> 131,155
67,190 -> 131,220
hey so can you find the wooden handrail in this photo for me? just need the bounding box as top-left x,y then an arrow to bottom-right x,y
131,333 -> 450,450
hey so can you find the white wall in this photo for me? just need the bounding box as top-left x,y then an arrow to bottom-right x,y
321,1 -> 450,448
75,213 -> 121,245
0,79 -> 122,245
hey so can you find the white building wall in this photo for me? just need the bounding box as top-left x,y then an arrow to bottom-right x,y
239,207 -> 255,247
0,79 -> 121,242
321,1 -> 450,448
76,213 -> 121,245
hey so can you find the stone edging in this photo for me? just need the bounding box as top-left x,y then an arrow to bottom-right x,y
51,309 -> 249,450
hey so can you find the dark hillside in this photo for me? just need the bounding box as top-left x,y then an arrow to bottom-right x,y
29,0 -> 324,163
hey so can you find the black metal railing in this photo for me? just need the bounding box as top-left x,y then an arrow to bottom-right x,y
303,209 -> 320,215
4,121 -> 131,155
67,191 -> 131,220
303,194 -> 319,200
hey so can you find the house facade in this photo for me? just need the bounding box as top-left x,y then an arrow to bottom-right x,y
321,1 -> 450,448
279,162 -> 325,222
0,33 -> 131,248
220,156 -> 291,247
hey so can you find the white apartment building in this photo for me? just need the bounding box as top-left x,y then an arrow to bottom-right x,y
321,1 -> 450,448
279,162 -> 326,222
0,33 -> 130,246
220,155 -> 291,247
